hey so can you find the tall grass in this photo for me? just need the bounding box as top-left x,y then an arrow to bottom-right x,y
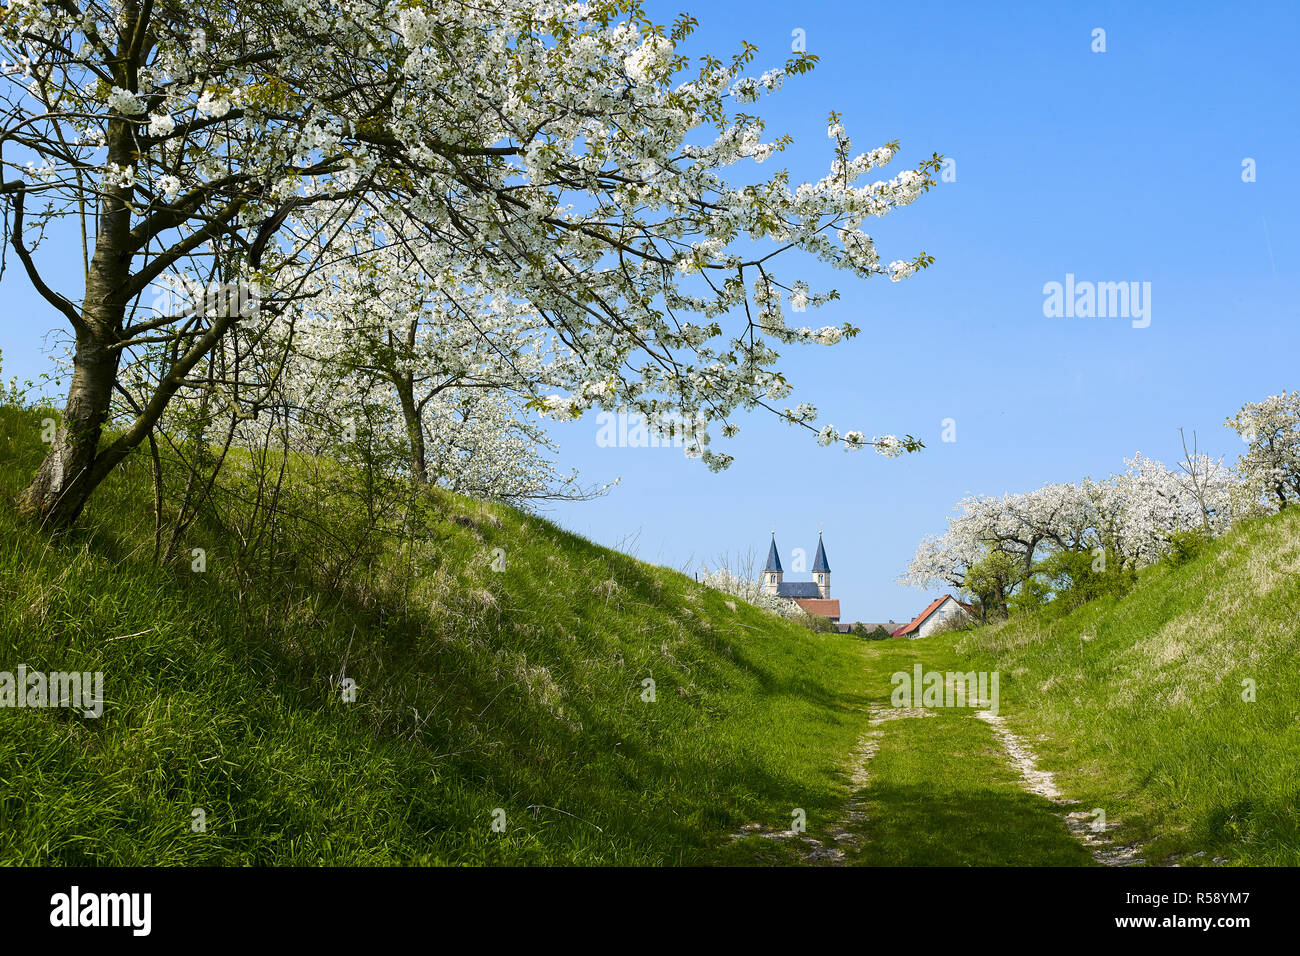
0,404 -> 874,864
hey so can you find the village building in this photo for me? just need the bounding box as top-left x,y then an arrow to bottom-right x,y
891,594 -> 974,638
761,532 -> 840,623
758,534 -> 971,638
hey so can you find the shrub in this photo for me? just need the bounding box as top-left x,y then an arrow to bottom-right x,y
1028,549 -> 1135,614
797,611 -> 839,633
854,624 -> 893,640
1165,529 -> 1211,567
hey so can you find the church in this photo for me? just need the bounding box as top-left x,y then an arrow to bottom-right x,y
761,532 -> 841,623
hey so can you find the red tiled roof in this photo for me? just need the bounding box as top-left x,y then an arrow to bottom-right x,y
891,594 -> 971,637
793,598 -> 841,620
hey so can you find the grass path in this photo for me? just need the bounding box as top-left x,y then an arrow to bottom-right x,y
722,634 -> 1099,866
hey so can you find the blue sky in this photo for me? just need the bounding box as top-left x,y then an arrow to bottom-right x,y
2,1 -> 1298,621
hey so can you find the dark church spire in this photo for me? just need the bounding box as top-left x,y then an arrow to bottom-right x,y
812,532 -> 830,573
764,532 -> 783,573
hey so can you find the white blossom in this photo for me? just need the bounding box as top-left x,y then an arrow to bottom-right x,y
107,87 -> 145,115
157,174 -> 182,201
873,434 -> 905,457
196,91 -> 230,118
103,162 -> 134,188
148,113 -> 175,137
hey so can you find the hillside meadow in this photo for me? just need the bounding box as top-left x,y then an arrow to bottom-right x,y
0,403 -> 877,865
2,401 -> 1297,865
957,508 -> 1300,865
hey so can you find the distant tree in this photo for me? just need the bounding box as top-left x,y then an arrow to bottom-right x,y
1226,392 -> 1300,510
699,562 -> 800,619
1174,428 -> 1229,533
961,549 -> 1019,621
902,452 -> 1246,603
849,622 -> 891,639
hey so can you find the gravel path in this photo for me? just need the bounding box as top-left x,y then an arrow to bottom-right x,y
974,709 -> 1143,866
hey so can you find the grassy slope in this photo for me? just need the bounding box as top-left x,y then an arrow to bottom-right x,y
0,404 -> 875,865
957,510 -> 1300,865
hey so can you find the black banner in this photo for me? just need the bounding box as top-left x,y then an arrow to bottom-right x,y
0,865 -> 1281,943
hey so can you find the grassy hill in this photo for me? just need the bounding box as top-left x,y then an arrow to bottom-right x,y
957,509 -> 1300,865
0,403 -> 873,865
3,398 -> 1297,867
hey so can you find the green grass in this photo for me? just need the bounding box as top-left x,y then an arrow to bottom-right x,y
956,510 -> 1300,865
3,399 -> 1295,866
0,403 -> 879,865
843,637 -> 1094,866
717,634 -> 1095,866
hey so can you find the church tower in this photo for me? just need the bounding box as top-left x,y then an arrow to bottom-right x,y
762,532 -> 783,595
812,531 -> 831,598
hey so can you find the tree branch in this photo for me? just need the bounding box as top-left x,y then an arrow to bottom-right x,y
9,183 -> 89,334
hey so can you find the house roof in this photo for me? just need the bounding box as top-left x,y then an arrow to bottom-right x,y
891,595 -> 972,637
812,534 -> 831,573
764,534 -> 783,573
793,598 -> 841,620
776,581 -> 821,598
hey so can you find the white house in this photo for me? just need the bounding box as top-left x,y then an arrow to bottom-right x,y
892,594 -> 974,638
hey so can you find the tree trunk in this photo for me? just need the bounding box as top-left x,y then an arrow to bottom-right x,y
393,375 -> 428,483
13,16 -> 251,531
16,103 -> 141,528
17,325 -> 123,528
